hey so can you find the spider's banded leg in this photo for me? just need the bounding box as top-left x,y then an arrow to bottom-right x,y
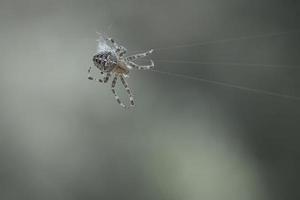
119,49 -> 127,57
129,60 -> 154,70
111,75 -> 126,108
104,72 -> 111,83
126,49 -> 154,62
105,37 -> 127,56
120,75 -> 135,107
88,66 -> 104,83
106,37 -> 119,48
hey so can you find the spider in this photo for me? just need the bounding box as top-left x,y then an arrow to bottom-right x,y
88,35 -> 154,108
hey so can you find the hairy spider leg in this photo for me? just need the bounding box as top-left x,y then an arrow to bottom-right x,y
111,75 -> 126,108
111,75 -> 135,108
106,37 -> 127,57
129,60 -> 154,70
88,66 -> 111,83
120,75 -> 135,107
126,49 -> 154,62
88,66 -> 103,83
103,72 -> 111,83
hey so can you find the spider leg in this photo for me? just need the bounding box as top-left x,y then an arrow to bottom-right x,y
106,37 -> 127,57
103,72 -> 111,83
128,60 -> 154,70
111,75 -> 126,108
126,49 -> 154,62
88,66 -> 104,83
119,49 -> 127,57
111,75 -> 135,108
88,66 -> 111,83
120,75 -> 135,107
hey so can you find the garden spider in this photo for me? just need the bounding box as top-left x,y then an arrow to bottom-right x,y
88,35 -> 154,108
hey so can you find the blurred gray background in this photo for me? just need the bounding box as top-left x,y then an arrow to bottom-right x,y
0,0 -> 300,199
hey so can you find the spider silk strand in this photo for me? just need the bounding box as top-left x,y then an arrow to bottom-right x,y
150,69 -> 300,101
154,59 -> 299,69
151,29 -> 300,51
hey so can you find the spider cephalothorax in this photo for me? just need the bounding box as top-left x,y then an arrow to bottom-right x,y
88,35 -> 154,108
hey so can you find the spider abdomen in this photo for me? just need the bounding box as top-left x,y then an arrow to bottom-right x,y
93,51 -> 117,72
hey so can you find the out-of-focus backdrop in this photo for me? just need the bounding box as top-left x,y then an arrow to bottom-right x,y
0,0 -> 300,199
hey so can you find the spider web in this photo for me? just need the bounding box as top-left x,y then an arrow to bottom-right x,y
139,29 -> 300,101
91,29 -> 300,101
150,69 -> 300,101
